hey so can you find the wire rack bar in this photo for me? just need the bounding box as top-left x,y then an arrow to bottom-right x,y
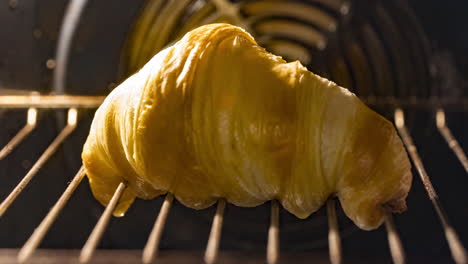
267,200 -> 280,264
0,108 -> 78,217
327,199 -> 342,264
80,182 -> 126,263
18,166 -> 86,263
204,199 -> 227,264
1,95 -> 468,109
0,95 -> 105,108
384,211 -> 405,264
436,109 -> 468,173
142,193 -> 174,264
394,108 -> 467,264
0,108 -> 37,160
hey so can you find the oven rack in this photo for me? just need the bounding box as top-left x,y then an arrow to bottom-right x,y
1,248 -> 431,264
0,95 -> 467,264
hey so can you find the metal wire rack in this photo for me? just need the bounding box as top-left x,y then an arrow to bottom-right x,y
0,95 -> 467,264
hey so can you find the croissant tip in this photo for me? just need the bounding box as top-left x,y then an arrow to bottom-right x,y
385,198 -> 407,214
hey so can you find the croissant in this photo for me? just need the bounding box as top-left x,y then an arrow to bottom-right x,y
82,23 -> 412,230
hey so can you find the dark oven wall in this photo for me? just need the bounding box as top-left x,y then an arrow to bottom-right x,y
0,0 -> 467,262
0,0 -> 145,95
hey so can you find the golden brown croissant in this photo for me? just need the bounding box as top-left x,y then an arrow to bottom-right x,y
82,23 -> 412,230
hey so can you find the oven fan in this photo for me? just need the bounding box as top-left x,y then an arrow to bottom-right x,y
118,0 -> 442,144
121,0 -> 434,99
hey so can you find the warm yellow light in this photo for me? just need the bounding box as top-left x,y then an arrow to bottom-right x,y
67,108 -> 78,125
27,108 -> 37,125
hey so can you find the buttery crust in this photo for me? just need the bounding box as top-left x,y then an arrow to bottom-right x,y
82,23 -> 412,230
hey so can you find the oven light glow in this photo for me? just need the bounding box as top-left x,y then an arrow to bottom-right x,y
67,108 -> 78,125
26,108 -> 37,125
394,109 -> 404,128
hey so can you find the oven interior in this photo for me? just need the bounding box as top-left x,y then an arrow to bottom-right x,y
0,0 -> 467,263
